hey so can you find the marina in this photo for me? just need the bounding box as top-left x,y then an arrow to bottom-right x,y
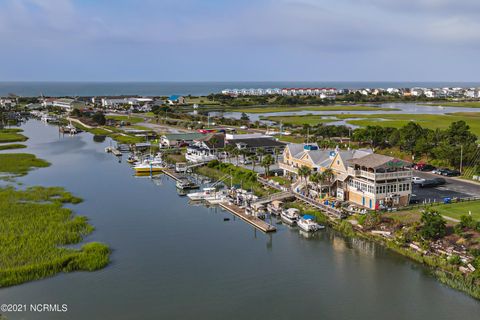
219,202 -> 276,233
1,121 -> 480,320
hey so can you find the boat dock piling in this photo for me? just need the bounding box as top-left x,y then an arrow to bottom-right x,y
219,202 -> 276,233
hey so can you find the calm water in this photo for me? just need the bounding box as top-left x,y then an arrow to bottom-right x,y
212,102 -> 480,123
1,81 -> 480,97
0,120 -> 479,320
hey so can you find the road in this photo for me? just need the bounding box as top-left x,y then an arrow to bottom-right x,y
412,171 -> 480,202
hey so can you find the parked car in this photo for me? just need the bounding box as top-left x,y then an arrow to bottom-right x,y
409,196 -> 420,204
412,176 -> 426,184
415,163 -> 436,171
240,125 -> 248,130
419,179 -> 445,188
433,168 -> 448,175
442,169 -> 460,177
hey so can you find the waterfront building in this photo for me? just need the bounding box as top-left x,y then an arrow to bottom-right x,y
160,132 -> 206,147
185,133 -> 225,163
280,143 -> 412,209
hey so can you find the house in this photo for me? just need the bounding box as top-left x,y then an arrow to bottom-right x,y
160,133 -> 206,147
186,133 -> 225,163
42,98 -> 78,111
0,98 -> 16,109
224,133 -> 285,154
343,154 -> 412,209
167,95 -> 186,105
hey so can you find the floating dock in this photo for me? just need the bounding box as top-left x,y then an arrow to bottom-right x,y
219,202 -> 276,233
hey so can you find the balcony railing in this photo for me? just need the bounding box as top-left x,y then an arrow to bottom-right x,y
347,168 -> 412,181
279,162 -> 298,173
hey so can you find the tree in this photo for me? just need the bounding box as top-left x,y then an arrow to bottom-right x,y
249,154 -> 258,171
261,154 -> 275,176
298,165 -> 312,183
399,122 -> 424,155
309,172 -> 321,196
420,210 -> 446,240
322,168 -> 335,196
232,147 -> 240,164
92,112 -> 106,125
240,112 -> 250,121
256,147 -> 266,163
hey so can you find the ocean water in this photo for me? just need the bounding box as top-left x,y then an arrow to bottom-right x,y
1,81 -> 480,97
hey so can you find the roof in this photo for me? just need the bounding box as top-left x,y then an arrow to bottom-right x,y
169,95 -> 182,101
349,154 -> 411,169
229,138 -> 285,148
202,133 -> 225,149
162,133 -> 206,141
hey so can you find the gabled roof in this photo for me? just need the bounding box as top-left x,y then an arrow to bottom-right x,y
162,133 -> 206,141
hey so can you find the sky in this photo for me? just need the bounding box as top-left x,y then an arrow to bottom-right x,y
0,0 -> 479,82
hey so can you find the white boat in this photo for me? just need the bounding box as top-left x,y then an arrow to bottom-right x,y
281,208 -> 300,225
187,187 -> 224,202
133,160 -> 165,173
175,178 -> 199,190
297,215 -> 324,232
267,200 -> 283,216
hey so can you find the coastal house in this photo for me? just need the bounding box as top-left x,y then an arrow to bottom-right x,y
42,98 -> 78,111
167,95 -> 185,105
185,133 -> 225,163
160,132 -> 206,147
0,98 -> 16,109
225,133 -> 286,154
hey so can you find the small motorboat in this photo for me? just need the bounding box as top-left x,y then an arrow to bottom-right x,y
187,187 -> 225,202
267,200 -> 283,216
297,215 -> 324,232
176,178 -> 199,190
281,208 -> 300,225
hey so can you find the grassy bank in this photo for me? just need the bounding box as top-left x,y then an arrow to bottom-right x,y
0,143 -> 26,151
0,128 -> 28,143
238,105 -> 398,113
421,102 -> 480,108
105,115 -> 144,124
73,122 -> 146,144
0,186 -> 110,287
0,153 -> 50,176
195,161 -> 274,197
394,200 -> 480,222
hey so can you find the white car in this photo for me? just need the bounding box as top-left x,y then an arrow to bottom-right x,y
412,176 -> 426,184
240,125 -> 248,130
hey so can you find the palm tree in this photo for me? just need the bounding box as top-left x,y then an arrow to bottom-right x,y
298,165 -> 311,183
261,154 -> 275,176
256,147 -> 266,163
232,147 -> 240,164
274,147 -> 281,162
322,168 -> 335,196
309,171 -> 321,196
249,154 -> 258,171
224,144 -> 235,162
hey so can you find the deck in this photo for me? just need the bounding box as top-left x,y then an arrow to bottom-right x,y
219,202 -> 277,233
163,168 -> 182,182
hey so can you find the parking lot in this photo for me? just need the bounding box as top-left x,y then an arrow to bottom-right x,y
412,171 -> 480,202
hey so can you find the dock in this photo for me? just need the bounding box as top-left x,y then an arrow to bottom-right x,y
163,168 -> 182,182
219,202 -> 276,233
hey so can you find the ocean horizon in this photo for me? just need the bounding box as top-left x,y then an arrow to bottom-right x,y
1,81 -> 480,97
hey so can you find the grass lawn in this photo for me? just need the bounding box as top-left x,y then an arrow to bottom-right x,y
185,97 -> 220,105
239,105 -> 398,113
0,153 -> 50,176
277,135 -> 306,143
0,186 -> 110,287
106,115 -> 144,124
0,128 -> 28,143
434,200 -> 480,221
0,143 -> 27,151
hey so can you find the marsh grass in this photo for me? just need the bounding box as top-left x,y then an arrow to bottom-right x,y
0,143 -> 26,151
0,128 -> 28,143
0,153 -> 50,176
0,186 -> 110,287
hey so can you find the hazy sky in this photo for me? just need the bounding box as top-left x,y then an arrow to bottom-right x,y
0,0 -> 479,81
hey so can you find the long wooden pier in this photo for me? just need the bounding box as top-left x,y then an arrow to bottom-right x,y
219,202 -> 276,233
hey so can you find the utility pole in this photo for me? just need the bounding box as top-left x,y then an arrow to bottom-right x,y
460,144 -> 463,174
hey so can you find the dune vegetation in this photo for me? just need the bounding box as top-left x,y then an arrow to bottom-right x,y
0,186 -> 110,287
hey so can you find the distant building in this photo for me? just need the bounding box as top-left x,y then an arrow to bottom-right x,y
167,95 -> 185,105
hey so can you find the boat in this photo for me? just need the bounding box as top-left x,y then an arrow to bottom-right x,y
133,160 -> 165,174
59,123 -> 78,134
297,215 -> 324,232
280,208 -> 300,225
176,178 -> 199,190
127,155 -> 139,164
267,200 -> 284,216
187,187 -> 225,202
